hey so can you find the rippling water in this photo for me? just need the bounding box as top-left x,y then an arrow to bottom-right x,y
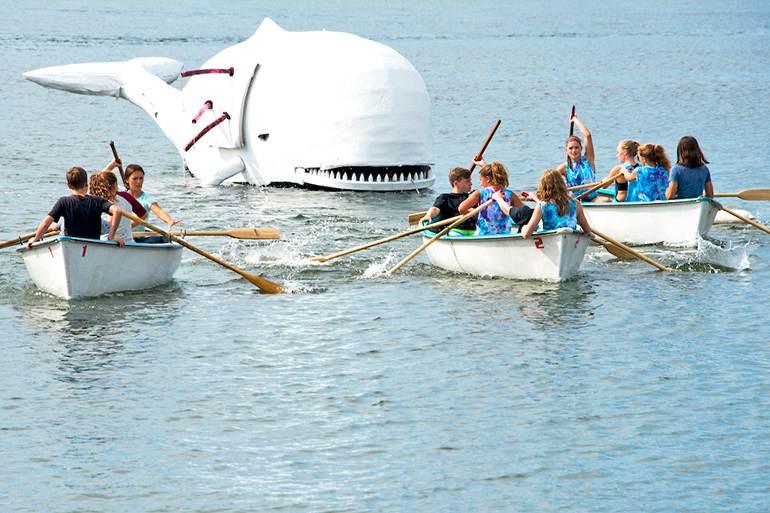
2,1 -> 770,512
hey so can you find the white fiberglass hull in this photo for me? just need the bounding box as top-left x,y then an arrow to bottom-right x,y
19,237 -> 183,299
582,197 -> 721,246
422,228 -> 591,281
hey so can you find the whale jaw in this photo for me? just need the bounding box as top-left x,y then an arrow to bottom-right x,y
292,166 -> 434,191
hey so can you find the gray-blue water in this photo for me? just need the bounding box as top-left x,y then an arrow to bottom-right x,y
2,1 -> 769,511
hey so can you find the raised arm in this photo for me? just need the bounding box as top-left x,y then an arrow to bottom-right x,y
571,115 -> 595,170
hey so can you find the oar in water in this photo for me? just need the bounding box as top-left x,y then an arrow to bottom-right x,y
309,215 -> 463,263
591,238 -> 634,260
121,211 -> 286,294
132,228 -> 279,240
387,199 -> 494,274
714,189 -> 770,201
0,228 -> 59,250
591,228 -> 677,272
719,206 -> 770,236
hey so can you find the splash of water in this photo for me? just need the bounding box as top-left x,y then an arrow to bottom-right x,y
695,235 -> 751,270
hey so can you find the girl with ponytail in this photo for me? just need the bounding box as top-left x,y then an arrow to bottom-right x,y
619,143 -> 671,202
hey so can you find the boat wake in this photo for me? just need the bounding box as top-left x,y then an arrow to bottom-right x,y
684,236 -> 751,271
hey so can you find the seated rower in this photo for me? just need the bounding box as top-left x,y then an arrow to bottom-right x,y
459,159 -> 526,235
27,166 -> 125,249
495,169 -> 592,239
666,136 -> 714,199
601,140 -> 640,202
617,143 -> 671,202
419,166 -> 476,236
556,114 -> 609,202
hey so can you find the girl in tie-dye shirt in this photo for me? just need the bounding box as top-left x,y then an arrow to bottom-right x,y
459,160 -> 522,235
557,114 -> 605,202
619,143 -> 671,202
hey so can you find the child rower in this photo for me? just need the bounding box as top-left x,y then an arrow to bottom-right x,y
495,169 -> 592,239
419,166 -> 476,235
556,114 -> 606,202
617,143 -> 671,202
459,160 -> 516,235
89,171 -> 146,243
666,136 -> 714,199
601,140 -> 639,202
27,166 -> 125,249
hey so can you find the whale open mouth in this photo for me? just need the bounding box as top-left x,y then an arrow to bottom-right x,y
288,165 -> 434,191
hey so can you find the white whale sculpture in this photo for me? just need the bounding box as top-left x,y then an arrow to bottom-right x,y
24,18 -> 435,191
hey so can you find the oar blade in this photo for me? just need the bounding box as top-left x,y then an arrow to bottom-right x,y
738,189 -> 770,201
228,227 -> 280,239
242,272 -> 286,294
408,211 -> 428,226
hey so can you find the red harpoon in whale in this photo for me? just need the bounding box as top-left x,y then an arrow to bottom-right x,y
24,18 -> 435,191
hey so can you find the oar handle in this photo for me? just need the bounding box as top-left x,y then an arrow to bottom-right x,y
469,120 -> 501,172
109,141 -> 129,190
387,199 -> 493,274
569,105 -> 575,136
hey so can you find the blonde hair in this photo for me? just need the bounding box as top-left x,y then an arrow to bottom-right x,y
90,171 -> 117,201
478,161 -> 509,190
619,140 -> 640,158
638,143 -> 671,172
537,169 -> 571,216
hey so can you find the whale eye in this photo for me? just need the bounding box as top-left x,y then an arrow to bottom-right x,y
258,134 -> 269,141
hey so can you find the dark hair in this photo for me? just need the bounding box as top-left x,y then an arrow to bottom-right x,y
448,167 -> 471,186
125,163 -> 145,179
638,143 -> 672,172
676,136 -> 709,169
66,166 -> 88,190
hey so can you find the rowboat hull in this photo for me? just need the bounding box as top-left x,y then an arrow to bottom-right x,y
582,197 -> 721,246
19,237 -> 183,299
421,228 -> 591,281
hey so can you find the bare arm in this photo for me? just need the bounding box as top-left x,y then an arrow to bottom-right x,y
491,191 -> 511,217
458,190 -> 481,215
572,115 -> 595,170
26,215 -> 55,249
106,205 -> 125,247
150,203 -> 181,231
704,181 -> 714,198
666,180 -> 678,200
575,202 -> 592,236
102,157 -> 121,173
521,204 -> 543,239
420,206 -> 440,224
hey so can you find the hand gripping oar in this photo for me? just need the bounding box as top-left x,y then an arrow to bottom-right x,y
0,228 -> 59,250
714,189 -> 770,201
469,120 -> 501,172
591,228 -> 677,272
308,215 -> 464,263
109,141 -> 129,190
121,211 -> 286,293
719,205 -> 770,236
407,120 -> 501,227
133,228 -> 280,240
575,175 -> 617,201
387,199 -> 494,274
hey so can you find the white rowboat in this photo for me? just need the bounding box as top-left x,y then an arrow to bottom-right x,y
582,197 -> 721,246
421,228 -> 591,281
19,237 -> 183,299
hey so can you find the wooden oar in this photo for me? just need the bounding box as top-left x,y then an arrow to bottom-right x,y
591,238 -> 634,260
121,211 -> 285,293
567,180 -> 602,192
575,175 -> 616,201
719,206 -> 770,236
470,120 -> 501,172
714,189 -> 770,201
1,228 -> 60,250
407,120 -> 500,227
109,141 -> 129,190
567,105 -> 576,170
388,199 -> 493,274
591,228 -> 677,272
309,215 -> 464,263
133,227 -> 279,240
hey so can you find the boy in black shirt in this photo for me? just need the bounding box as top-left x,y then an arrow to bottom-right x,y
420,167 -> 476,235
27,166 -> 125,249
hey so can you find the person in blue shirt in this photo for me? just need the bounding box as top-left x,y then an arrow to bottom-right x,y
556,114 -> 607,202
617,143 -> 671,202
666,136 -> 714,199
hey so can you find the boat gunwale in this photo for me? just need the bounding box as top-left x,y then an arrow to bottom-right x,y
17,236 -> 182,253
419,227 -> 592,242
